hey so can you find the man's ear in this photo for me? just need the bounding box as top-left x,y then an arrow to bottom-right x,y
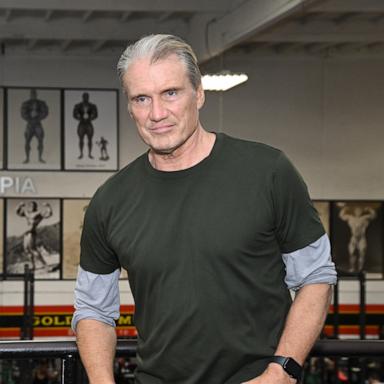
124,88 -> 134,119
122,78 -> 134,118
127,103 -> 133,119
196,84 -> 205,110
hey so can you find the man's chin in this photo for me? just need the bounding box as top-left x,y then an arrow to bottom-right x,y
147,138 -> 184,156
150,146 -> 177,156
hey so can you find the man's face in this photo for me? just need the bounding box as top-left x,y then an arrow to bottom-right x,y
122,54 -> 205,154
354,207 -> 363,217
27,201 -> 37,213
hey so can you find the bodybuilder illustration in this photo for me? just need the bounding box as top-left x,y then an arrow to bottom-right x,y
16,201 -> 53,270
73,92 -> 98,159
21,89 -> 49,164
339,204 -> 377,272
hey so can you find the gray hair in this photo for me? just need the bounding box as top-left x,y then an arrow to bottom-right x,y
117,34 -> 201,90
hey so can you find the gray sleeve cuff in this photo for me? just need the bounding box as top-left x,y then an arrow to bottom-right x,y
282,233 -> 337,291
72,266 -> 121,332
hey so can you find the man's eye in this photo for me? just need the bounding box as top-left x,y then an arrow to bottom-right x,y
135,96 -> 148,103
165,90 -> 177,97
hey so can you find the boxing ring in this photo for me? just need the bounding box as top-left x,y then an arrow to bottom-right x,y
0,339 -> 383,383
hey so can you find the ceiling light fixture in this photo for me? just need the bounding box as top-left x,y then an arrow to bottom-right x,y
202,71 -> 248,91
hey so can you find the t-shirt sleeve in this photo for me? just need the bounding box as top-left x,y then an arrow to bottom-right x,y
272,152 -> 325,253
80,188 -> 121,274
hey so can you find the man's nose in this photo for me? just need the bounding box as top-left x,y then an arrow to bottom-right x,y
149,97 -> 168,121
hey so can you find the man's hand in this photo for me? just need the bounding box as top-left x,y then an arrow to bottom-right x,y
242,363 -> 296,384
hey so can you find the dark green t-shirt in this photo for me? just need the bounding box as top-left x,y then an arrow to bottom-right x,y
80,133 -> 324,384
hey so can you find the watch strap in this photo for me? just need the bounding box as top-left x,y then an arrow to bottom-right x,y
269,355 -> 302,381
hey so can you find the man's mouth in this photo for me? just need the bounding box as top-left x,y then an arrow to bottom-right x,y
148,124 -> 174,133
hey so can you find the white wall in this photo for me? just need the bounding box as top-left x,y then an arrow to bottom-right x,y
1,52 -> 384,308
201,55 -> 384,199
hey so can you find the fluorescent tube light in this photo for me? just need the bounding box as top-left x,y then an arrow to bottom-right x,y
202,72 -> 248,91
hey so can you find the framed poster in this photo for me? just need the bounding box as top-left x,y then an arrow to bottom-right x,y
331,201 -> 383,277
313,201 -> 330,235
0,88 -> 3,169
5,198 -> 61,279
0,199 -> 3,274
6,87 -> 62,170
64,89 -> 118,171
62,199 -> 89,279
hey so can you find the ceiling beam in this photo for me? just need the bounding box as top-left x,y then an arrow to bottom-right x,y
4,9 -> 12,21
158,12 -> 173,23
249,19 -> 384,43
189,0 -> 320,62
27,39 -> 38,50
120,12 -> 132,22
253,33 -> 384,44
0,0 -> 231,12
305,42 -> 333,53
367,42 -> 384,52
0,17 -> 188,41
92,39 -> 106,51
45,10 -> 54,21
82,10 -> 93,22
332,12 -> 358,25
60,39 -> 72,51
311,0 -> 384,13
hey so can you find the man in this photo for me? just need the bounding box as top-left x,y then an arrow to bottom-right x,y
73,92 -> 98,159
338,203 -> 377,272
72,34 -> 337,384
16,200 -> 53,270
21,89 -> 48,164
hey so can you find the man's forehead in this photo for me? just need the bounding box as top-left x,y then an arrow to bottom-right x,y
123,54 -> 188,92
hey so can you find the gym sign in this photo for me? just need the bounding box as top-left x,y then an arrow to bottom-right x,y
0,176 -> 36,195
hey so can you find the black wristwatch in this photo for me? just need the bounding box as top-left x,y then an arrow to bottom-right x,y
269,356 -> 302,381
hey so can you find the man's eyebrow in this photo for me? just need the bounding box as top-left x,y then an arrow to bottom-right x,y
162,86 -> 184,93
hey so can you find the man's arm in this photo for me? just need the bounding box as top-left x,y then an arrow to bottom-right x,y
41,101 -> 49,120
73,103 -> 81,120
72,267 -> 120,384
90,104 -> 98,120
339,206 -> 349,222
76,319 -> 116,384
42,203 -> 53,219
16,202 -> 26,217
244,234 -> 336,383
364,207 -> 376,221
21,101 -> 29,121
244,283 -> 332,384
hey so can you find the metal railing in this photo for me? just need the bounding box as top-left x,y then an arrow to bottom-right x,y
333,270 -> 366,339
0,264 -> 34,340
0,339 -> 384,383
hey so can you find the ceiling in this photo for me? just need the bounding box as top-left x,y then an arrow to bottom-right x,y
0,0 -> 383,62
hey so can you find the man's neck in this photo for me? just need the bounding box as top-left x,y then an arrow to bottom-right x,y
148,127 -> 216,172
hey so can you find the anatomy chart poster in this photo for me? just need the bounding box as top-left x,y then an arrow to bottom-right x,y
6,88 -> 61,170
64,89 -> 118,171
331,201 -> 383,277
5,198 -> 61,279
